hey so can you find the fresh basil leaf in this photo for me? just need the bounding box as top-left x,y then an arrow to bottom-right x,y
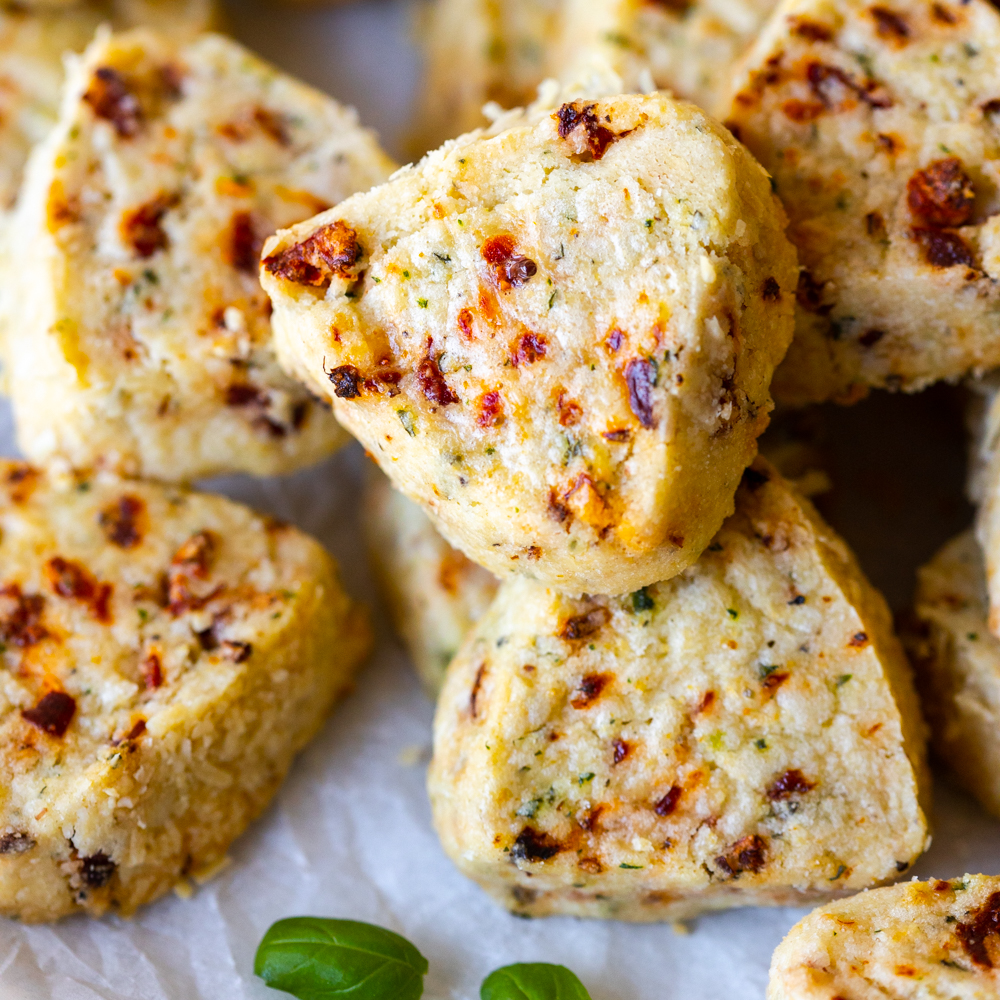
254,917 -> 427,1000
480,963 -> 592,1000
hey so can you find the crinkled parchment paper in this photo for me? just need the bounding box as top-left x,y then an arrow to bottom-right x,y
0,4 -> 997,995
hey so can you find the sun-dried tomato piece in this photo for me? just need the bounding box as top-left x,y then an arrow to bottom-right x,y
417,341 -> 459,406
263,220 -> 362,288
457,308 -> 475,339
807,62 -> 892,110
0,832 -> 34,854
766,769 -> 816,800
625,358 -> 657,429
912,227 -> 977,269
229,211 -> 264,274
477,390 -> 503,427
957,891 -> 1000,967
0,584 -> 48,648
512,332 -> 547,367
907,158 -> 975,227
612,738 -> 631,764
84,67 -> 142,137
571,672 -> 612,709
99,495 -> 145,549
654,785 -> 682,816
45,557 -> 112,623
141,652 -> 163,689
172,531 -> 215,578
715,834 -> 767,877
869,5 -> 910,40
560,607 -> 611,642
120,194 -> 176,258
482,235 -> 537,290
253,106 -> 291,146
555,102 -> 631,160
22,691 -> 76,737
790,16 -> 834,40
511,827 -> 562,862
328,364 -> 362,399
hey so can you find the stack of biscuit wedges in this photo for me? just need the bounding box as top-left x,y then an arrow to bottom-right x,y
6,0 -> 1000,995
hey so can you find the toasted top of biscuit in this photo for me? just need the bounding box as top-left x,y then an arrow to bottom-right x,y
768,874 -> 1000,998
264,91 -> 796,595
429,460 -> 929,915
726,0 -> 1000,402
0,459 -> 355,884
8,29 -> 395,481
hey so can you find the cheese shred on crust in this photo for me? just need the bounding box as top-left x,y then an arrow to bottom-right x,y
0,461 -> 370,922
429,459 -> 929,922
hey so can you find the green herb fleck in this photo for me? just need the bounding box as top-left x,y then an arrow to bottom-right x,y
755,738 -> 767,750
836,674 -> 852,687
631,588 -> 655,613
397,410 -> 417,437
727,608 -> 738,619
759,664 -> 779,679
578,772 -> 595,786
968,633 -> 979,641
619,863 -> 643,869
829,864 -> 847,881
417,298 -> 428,308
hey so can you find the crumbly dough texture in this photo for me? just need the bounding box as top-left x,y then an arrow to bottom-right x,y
768,874 -> 1000,998
263,92 -> 797,596
0,460 -> 370,922
726,0 -> 1000,404
8,28 -> 395,482
908,530 -> 1000,820
413,0 -> 780,151
364,466 -> 498,695
429,459 -> 929,921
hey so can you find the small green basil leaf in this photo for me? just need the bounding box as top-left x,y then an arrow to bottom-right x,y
480,963 -> 592,1000
254,917 -> 427,1000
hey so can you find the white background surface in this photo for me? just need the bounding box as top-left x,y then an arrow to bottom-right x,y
0,3 -> 998,997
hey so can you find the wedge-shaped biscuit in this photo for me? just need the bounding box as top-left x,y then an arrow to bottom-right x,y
413,0 -> 780,151
8,29 -> 395,482
0,460 -> 370,922
429,459 -> 929,921
769,874 -> 1000,998
909,530 -> 1000,819
263,93 -> 797,595
364,467 -> 498,694
725,0 -> 1000,404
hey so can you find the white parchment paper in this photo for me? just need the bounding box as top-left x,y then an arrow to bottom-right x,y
0,4 -> 998,996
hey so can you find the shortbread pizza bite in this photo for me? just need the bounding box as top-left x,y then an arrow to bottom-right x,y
263,92 -> 797,596
768,874 -> 1000,998
8,29 -> 395,482
364,468 -> 498,695
428,459 -> 929,921
0,460 -> 370,922
725,0 -> 1000,404
909,530 -> 1000,819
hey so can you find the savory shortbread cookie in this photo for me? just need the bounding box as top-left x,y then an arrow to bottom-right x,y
909,530 -> 1000,819
429,459 -> 929,921
413,0 -> 781,151
263,92 -> 797,596
0,460 -> 370,922
726,0 -> 1000,404
8,29 -> 395,482
364,467 -> 498,694
768,874 -> 1000,998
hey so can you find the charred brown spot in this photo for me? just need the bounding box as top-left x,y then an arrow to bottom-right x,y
984,99 -> 1000,118
848,631 -> 870,647
141,652 -> 163,689
477,390 -> 503,427
571,672 -> 613,709
221,640 -> 252,663
782,98 -> 826,122
742,467 -> 770,491
80,852 -> 116,888
470,663 -> 487,718
225,383 -> 267,408
5,464 -> 39,504
654,785 -> 682,817
417,341 -> 459,406
0,832 -> 34,854
511,827 -> 562,862
715,834 -> 767,877
172,531 -> 214,578
45,558 -> 112,623
807,62 -> 892,110
482,234 -> 537,290
100,495 -> 145,549
648,0 -> 693,12
957,892 -> 1000,967
229,211 -> 263,274
912,226 -> 976,269
327,364 -> 362,399
877,132 -> 902,154
762,277 -> 781,301
560,607 -> 611,642
790,16 -> 834,39
767,769 -> 816,800
0,584 -> 48,648
869,5 -> 909,40
931,1 -> 957,21
22,691 -> 76,737
613,738 -> 631,764
866,211 -> 887,238
697,690 -> 716,713
84,67 -> 142,137
512,332 -> 547,367
548,489 -> 571,523
457,308 -> 474,339
113,718 -> 146,744
858,328 -> 885,348
625,358 -> 657,429
762,671 -> 790,693
253,106 -> 291,146
555,102 -> 630,160
796,270 -> 832,314
121,194 -> 175,258
908,158 -> 975,227
263,220 -> 362,288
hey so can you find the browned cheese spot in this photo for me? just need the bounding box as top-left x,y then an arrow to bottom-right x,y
571,672 -> 613,709
99,495 -> 146,549
45,557 -> 112,623
762,277 -> 781,300
766,769 -> 816,800
957,891 -> 1000,967
120,194 -> 176,258
263,220 -> 362,288
84,67 -> 142,137
907,158 -> 975,227
22,690 -> 76,737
